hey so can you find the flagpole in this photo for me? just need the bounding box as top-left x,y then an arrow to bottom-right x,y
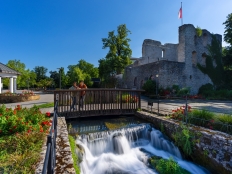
181,2 -> 183,25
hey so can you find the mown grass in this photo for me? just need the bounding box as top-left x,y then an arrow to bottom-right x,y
68,135 -> 80,174
36,102 -> 54,109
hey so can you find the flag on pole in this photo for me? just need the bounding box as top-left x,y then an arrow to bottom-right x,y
178,6 -> 182,19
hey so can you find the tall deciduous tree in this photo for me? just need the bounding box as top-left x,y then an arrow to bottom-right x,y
222,13 -> 232,89
66,60 -> 98,87
101,24 -> 132,75
197,35 -> 225,89
33,66 -> 48,82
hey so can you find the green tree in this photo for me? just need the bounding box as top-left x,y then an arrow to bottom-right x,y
197,35 -> 225,89
33,66 -> 48,82
3,60 -> 37,89
66,60 -> 98,87
101,24 -> 132,75
49,70 -> 59,88
37,78 -> 53,89
223,13 -> 232,89
77,59 -> 99,78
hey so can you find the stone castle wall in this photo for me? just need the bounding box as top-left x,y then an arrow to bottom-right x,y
124,24 -> 222,94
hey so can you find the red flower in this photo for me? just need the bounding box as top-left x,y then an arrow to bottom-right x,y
13,126 -> 17,129
46,112 -> 51,117
27,129 -> 31,133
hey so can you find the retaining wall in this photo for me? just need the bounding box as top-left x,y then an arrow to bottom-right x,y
135,111 -> 232,174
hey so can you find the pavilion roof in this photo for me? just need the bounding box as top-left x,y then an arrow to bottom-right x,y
0,62 -> 20,75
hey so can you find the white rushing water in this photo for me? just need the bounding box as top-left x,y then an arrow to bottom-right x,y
75,124 -> 208,174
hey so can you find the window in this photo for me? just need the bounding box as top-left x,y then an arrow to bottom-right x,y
162,50 -> 164,58
192,51 -> 197,65
203,33 -> 207,46
134,77 -> 137,86
201,53 -> 207,65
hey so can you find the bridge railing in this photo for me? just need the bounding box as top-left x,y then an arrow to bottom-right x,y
54,89 -> 143,118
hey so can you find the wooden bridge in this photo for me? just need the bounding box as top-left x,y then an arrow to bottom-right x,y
54,89 -> 143,119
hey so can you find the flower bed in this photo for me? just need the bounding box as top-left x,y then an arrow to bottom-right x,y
0,90 -> 40,103
170,106 -> 232,134
0,105 -> 51,173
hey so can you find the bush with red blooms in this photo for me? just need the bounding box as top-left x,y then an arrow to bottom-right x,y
121,94 -> 138,103
0,104 -> 51,135
170,105 -> 192,121
0,90 -> 36,96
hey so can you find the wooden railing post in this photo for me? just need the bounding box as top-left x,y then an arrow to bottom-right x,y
120,91 -> 122,114
138,92 -> 141,109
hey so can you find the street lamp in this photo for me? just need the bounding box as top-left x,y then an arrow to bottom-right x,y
27,78 -> 30,90
57,68 -> 61,89
156,74 -> 159,97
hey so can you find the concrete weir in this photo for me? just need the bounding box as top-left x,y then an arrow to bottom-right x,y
135,111 -> 232,174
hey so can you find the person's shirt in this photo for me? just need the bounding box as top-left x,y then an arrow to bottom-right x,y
69,85 -> 77,96
78,84 -> 87,96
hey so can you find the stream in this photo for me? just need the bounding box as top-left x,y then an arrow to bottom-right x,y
68,117 -> 209,174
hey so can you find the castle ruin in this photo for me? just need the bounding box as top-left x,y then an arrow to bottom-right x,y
124,24 -> 222,94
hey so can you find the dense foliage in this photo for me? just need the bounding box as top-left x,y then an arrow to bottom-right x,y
197,35 -> 225,89
142,80 -> 157,94
99,24 -> 132,85
3,60 -> 37,89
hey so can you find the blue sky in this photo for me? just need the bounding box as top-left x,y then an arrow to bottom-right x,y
0,0 -> 231,73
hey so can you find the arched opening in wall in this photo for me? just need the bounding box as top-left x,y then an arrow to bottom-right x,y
201,53 -> 207,65
203,33 -> 208,46
192,51 -> 197,65
149,75 -> 154,80
162,50 -> 165,58
134,77 -> 137,87
194,35 -> 197,45
140,80 -> 144,89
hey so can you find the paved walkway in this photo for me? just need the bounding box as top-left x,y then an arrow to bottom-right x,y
141,96 -> 232,115
1,93 -> 232,115
2,92 -> 54,113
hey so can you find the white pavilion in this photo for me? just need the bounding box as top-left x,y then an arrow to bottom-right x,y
0,62 -> 20,93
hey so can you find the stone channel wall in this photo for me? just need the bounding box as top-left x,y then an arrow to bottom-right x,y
135,111 -> 232,174
35,117 -> 75,174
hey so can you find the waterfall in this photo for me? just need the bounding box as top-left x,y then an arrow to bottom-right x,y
75,124 -> 207,174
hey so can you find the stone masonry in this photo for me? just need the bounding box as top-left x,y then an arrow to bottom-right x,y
124,24 -> 222,94
135,111 -> 232,174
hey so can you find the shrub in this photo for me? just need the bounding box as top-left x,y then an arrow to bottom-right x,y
196,26 -> 202,37
190,110 -> 215,120
142,80 -> 156,94
173,124 -> 193,156
172,85 -> 180,94
198,83 -> 214,97
177,87 -> 190,96
218,114 -> 232,125
150,156 -> 190,174
170,105 -> 192,121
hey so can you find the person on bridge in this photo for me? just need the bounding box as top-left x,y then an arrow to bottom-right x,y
78,80 -> 87,108
70,82 -> 79,111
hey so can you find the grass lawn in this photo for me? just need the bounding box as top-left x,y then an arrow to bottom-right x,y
0,105 -> 51,173
37,102 -> 54,109
68,135 -> 80,174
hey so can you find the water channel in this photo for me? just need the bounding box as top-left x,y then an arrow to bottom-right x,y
67,116 -> 209,174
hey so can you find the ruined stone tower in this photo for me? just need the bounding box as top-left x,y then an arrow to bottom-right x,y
123,24 -> 222,94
